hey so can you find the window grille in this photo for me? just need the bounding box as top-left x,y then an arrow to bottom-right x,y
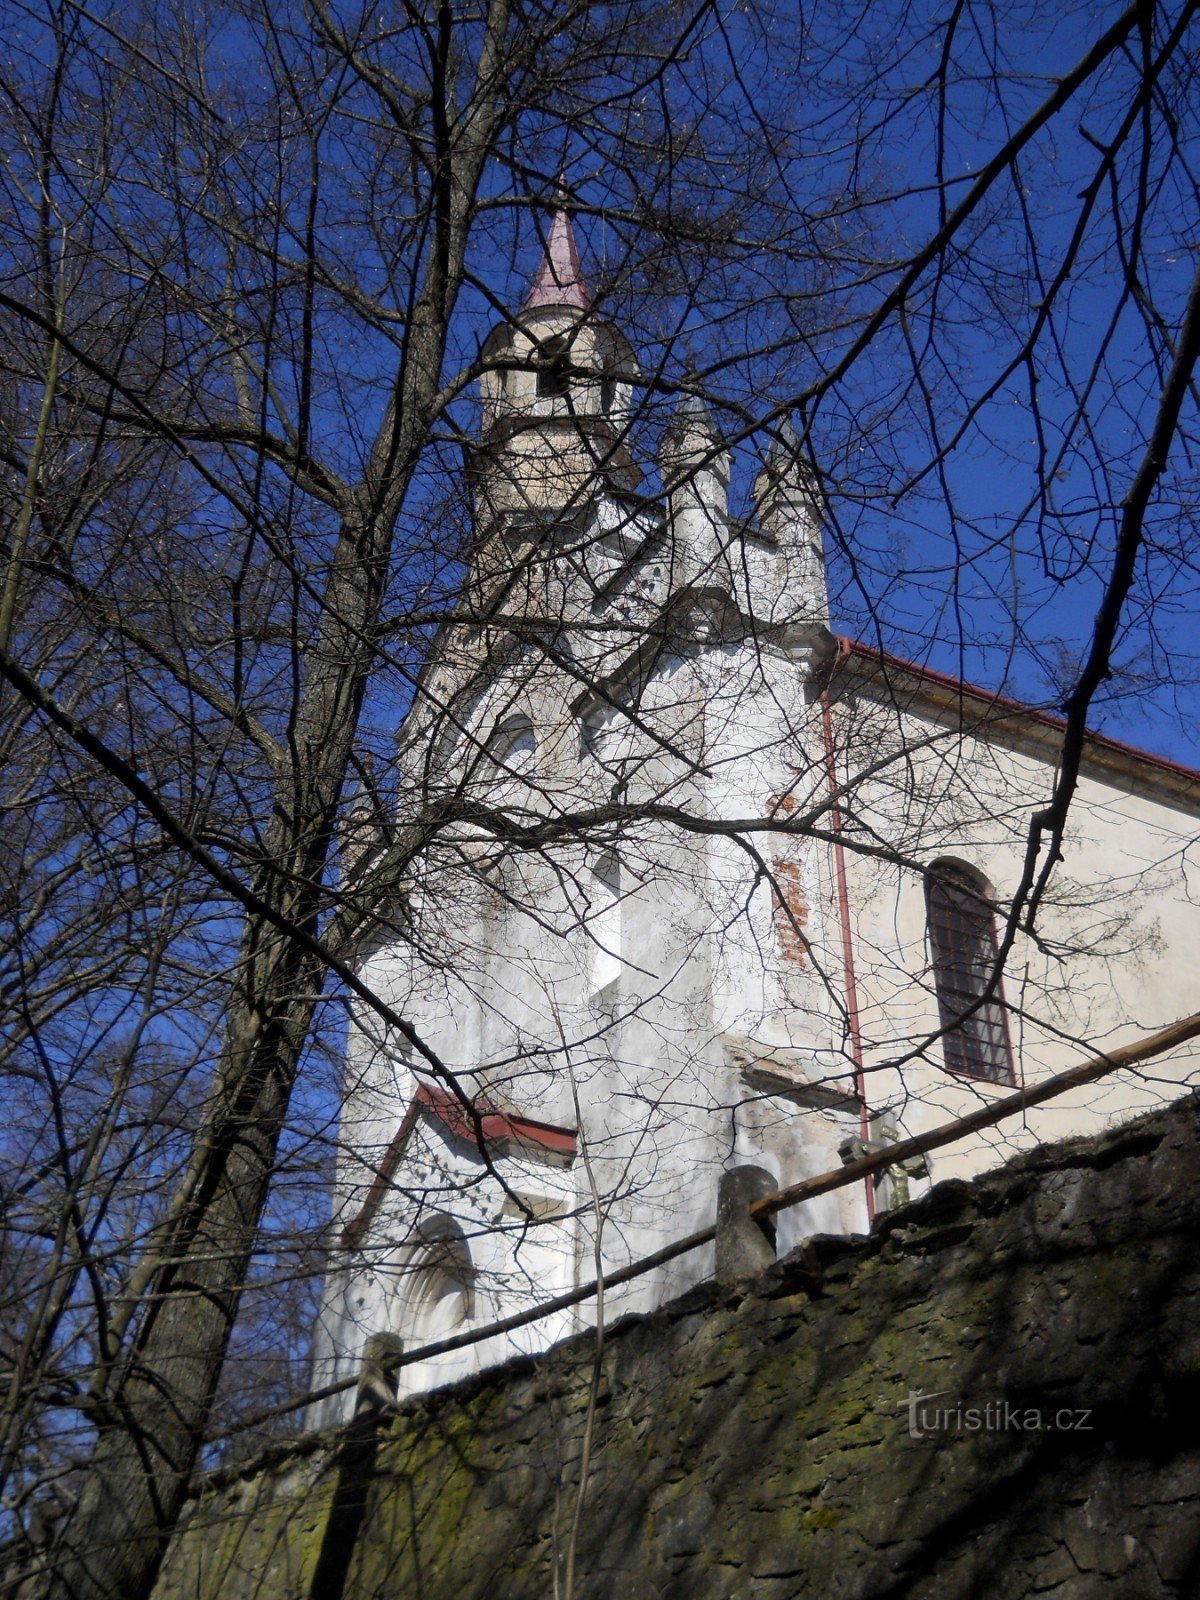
926,863 -> 1014,1084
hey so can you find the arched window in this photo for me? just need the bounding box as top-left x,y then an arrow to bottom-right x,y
399,1221 -> 474,1346
485,713 -> 535,772
589,852 -> 622,995
925,862 -> 1014,1085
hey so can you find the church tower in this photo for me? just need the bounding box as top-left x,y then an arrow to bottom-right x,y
310,201 -> 865,1419
468,202 -> 642,619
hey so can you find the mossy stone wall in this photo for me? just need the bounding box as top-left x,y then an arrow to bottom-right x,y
154,1095 -> 1200,1599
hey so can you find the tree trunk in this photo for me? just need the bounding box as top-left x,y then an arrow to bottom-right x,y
35,17 -> 508,1564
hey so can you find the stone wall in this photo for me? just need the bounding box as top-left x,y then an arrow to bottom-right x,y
153,1093 -> 1200,1599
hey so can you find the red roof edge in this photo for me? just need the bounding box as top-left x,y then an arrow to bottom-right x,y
339,1085 -> 577,1250
413,1084 -> 578,1156
836,638 -> 1200,790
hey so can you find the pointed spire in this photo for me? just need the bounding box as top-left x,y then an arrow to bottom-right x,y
756,413 -> 818,507
659,382 -> 723,470
765,416 -> 801,471
523,198 -> 591,312
667,388 -> 718,437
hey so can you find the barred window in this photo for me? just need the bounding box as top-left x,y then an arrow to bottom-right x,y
926,862 -> 1014,1085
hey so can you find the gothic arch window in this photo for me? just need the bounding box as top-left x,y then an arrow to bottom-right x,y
398,1220 -> 474,1346
925,861 -> 1014,1085
486,712 -> 536,772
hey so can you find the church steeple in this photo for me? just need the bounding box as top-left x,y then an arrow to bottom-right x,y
523,203 -> 591,312
473,195 -> 640,542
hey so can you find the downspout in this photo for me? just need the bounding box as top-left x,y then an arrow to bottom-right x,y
819,658 -> 874,1225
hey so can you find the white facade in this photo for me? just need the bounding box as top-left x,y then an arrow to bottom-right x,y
310,213 -> 1200,1420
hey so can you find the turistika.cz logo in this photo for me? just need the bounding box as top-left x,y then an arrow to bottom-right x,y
901,1388 -> 1094,1440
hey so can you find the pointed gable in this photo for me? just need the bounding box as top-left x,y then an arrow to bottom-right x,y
339,1085 -> 577,1248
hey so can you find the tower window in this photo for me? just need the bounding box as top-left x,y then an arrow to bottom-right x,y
600,373 -> 616,413
537,337 -> 570,400
926,862 -> 1014,1085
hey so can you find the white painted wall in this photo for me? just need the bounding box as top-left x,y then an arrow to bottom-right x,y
310,313 -> 1200,1425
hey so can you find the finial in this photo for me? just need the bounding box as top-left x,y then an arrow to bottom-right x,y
523,193 -> 591,311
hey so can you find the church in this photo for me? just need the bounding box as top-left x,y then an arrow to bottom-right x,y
310,206 -> 1200,1417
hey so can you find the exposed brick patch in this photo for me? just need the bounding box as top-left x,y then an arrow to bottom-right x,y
771,857 -> 810,964
768,789 -> 809,965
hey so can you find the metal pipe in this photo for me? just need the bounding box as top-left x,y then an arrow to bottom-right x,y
819,678 -> 874,1223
